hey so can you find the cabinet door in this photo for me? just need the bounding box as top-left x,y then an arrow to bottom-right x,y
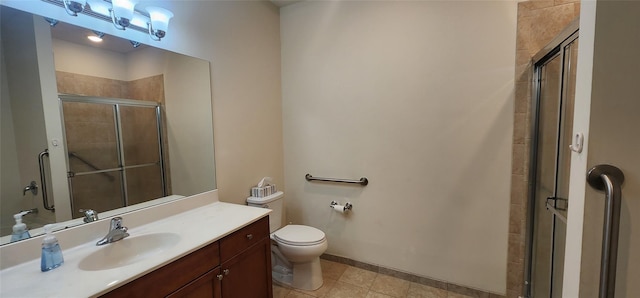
167,268 -> 221,298
221,238 -> 273,298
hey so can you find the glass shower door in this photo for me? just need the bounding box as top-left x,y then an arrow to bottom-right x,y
119,105 -> 165,205
61,96 -> 167,218
527,31 -> 578,298
62,101 -> 125,214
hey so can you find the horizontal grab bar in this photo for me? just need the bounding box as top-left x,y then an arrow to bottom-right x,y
305,174 -> 368,186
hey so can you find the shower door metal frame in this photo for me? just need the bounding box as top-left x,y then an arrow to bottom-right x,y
524,19 -> 579,298
59,95 -> 167,213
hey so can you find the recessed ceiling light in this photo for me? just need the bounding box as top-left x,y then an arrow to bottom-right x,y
87,35 -> 103,42
88,30 -> 105,43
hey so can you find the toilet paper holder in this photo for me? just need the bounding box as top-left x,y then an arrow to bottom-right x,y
330,201 -> 353,212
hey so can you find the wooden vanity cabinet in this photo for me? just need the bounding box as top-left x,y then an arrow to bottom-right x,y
219,216 -> 272,298
100,216 -> 272,298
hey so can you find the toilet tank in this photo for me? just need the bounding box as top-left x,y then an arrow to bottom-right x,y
246,191 -> 284,233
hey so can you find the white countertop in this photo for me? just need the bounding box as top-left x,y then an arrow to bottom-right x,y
0,198 -> 270,298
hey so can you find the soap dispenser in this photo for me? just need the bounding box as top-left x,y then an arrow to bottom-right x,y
41,224 -> 64,272
10,211 -> 31,242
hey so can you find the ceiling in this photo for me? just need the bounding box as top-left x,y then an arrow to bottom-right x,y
50,22 -> 148,54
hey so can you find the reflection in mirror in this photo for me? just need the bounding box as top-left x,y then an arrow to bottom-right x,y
0,6 -> 216,244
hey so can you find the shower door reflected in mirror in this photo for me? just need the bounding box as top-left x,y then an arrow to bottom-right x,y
526,29 -> 578,297
61,96 -> 167,217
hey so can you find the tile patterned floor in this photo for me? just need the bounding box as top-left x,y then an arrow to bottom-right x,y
272,259 -> 474,298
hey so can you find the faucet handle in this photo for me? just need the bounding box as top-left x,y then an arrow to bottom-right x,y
80,209 -> 99,223
109,217 -> 124,229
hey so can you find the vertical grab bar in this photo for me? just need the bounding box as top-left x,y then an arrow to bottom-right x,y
586,164 -> 625,298
38,149 -> 55,211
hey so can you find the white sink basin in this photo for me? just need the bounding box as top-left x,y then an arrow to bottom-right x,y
78,233 -> 181,271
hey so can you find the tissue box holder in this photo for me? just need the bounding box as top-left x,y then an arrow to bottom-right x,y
251,185 -> 277,197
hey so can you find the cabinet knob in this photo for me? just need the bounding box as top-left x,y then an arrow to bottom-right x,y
223,269 -> 230,275
217,274 -> 223,280
246,234 -> 253,240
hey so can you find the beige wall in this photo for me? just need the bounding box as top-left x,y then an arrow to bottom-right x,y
163,52 -> 216,196
131,1 -> 284,204
578,1 -> 640,297
0,10 -> 56,232
52,38 -> 128,80
0,28 -> 24,235
281,1 -> 515,294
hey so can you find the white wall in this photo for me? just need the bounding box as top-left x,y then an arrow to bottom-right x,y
2,0 -> 284,205
281,1 -> 516,294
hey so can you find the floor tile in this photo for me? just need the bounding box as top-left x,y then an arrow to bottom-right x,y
370,274 -> 410,297
366,291 -> 395,298
447,292 -> 474,298
275,260 -> 490,298
326,281 -> 369,298
321,259 -> 348,280
406,282 -> 448,298
293,278 -> 336,297
338,266 -> 378,289
286,291 -> 316,298
273,284 -> 292,298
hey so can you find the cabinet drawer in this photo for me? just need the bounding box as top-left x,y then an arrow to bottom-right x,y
101,242 -> 220,298
220,216 -> 269,261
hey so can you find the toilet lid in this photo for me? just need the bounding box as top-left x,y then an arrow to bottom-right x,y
273,225 -> 326,246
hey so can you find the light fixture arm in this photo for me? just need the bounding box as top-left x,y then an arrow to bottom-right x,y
109,8 -> 126,30
147,22 -> 161,41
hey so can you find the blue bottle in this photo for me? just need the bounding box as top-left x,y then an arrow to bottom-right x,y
10,212 -> 31,242
41,224 -> 64,272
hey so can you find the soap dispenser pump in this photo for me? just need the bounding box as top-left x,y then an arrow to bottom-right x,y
41,224 -> 64,272
10,211 -> 31,242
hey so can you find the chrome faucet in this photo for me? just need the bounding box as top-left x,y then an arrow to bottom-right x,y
80,209 -> 99,223
96,217 -> 129,246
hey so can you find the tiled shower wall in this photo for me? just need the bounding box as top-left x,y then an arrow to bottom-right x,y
507,1 -> 580,297
56,72 -> 171,216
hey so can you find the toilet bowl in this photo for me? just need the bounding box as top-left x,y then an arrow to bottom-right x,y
246,192 -> 328,291
271,225 -> 328,290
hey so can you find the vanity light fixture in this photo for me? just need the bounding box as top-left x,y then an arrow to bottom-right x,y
110,0 -> 137,30
146,6 -> 173,41
42,0 -> 174,41
87,30 -> 105,42
62,0 -> 86,16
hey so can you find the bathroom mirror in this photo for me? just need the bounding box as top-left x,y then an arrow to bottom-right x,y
0,6 -> 216,244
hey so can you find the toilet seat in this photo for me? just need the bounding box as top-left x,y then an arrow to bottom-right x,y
273,225 -> 326,246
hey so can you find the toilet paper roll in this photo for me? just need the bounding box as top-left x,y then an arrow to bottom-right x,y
331,204 -> 346,213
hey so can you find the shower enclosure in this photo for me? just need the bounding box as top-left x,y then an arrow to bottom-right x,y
524,21 -> 578,298
60,95 -> 167,217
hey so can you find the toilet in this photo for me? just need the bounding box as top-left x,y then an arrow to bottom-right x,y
247,191 -> 328,291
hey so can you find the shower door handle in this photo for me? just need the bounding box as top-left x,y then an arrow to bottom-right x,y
38,149 -> 55,211
587,164 -> 625,298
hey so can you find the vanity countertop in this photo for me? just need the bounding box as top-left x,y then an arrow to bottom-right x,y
0,200 -> 270,297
